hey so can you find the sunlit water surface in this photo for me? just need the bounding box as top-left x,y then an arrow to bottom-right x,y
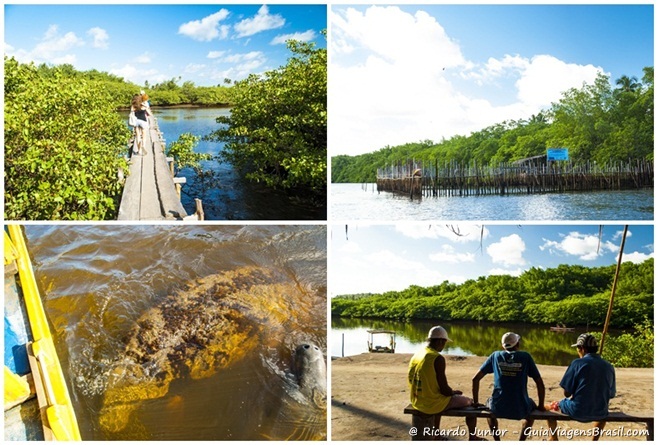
331,183 -> 653,221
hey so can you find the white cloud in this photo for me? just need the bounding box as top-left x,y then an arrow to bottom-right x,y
429,244 -> 476,263
540,231 -> 617,261
270,30 -> 317,45
178,9 -> 230,42
515,55 -> 602,108
221,51 -> 263,64
234,5 -> 285,38
208,51 -> 267,80
487,234 -> 526,266
87,27 -> 109,49
110,64 -> 167,86
134,52 -> 152,64
395,224 -> 489,243
207,50 -> 226,59
8,25 -> 84,65
329,5 -> 607,156
184,63 -> 206,74
87,27 -> 110,49
621,251 -> 654,264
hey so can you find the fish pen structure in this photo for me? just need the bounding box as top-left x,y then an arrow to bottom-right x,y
376,159 -> 653,199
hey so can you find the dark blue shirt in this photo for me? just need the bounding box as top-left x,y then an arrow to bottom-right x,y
480,350 -> 541,420
559,353 -> 616,421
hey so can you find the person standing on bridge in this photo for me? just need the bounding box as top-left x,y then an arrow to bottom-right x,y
471,332 -> 546,441
130,94 -> 149,155
408,326 -> 475,440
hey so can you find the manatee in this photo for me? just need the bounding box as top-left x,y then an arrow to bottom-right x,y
292,343 -> 327,408
261,342 -> 327,441
98,266 -> 324,438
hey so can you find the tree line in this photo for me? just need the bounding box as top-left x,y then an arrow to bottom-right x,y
332,68 -> 653,183
11,60 -> 235,109
331,258 -> 653,329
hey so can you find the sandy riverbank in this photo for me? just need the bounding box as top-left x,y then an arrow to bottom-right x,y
331,353 -> 653,441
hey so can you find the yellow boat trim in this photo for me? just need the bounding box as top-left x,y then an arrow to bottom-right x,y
6,225 -> 81,441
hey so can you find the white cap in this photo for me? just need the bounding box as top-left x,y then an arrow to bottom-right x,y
502,332 -> 521,349
428,326 -> 452,342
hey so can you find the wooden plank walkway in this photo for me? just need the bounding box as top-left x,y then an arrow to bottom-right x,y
118,115 -> 199,221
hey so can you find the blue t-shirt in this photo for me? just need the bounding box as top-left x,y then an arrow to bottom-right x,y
558,353 -> 616,421
480,350 -> 541,420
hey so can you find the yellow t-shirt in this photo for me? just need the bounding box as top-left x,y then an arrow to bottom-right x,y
408,346 -> 450,414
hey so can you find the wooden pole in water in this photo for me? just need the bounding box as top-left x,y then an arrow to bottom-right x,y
342,333 -> 345,358
599,225 -> 628,354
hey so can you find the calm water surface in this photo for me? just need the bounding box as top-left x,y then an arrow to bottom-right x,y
331,183 -> 653,221
128,107 -> 326,220
25,225 -> 327,440
331,317 -> 624,367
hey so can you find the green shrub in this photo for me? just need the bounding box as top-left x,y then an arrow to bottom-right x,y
207,36 -> 327,195
5,57 -> 130,220
594,319 -> 654,368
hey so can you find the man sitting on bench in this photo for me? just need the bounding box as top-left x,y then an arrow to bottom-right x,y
546,333 -> 616,441
408,326 -> 474,440
471,332 -> 546,441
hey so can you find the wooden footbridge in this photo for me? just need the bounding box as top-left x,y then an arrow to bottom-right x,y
118,114 -> 203,220
376,159 -> 653,199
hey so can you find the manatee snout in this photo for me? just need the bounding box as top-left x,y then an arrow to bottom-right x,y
292,343 -> 327,401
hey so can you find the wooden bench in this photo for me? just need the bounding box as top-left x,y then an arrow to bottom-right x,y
404,404 -> 653,440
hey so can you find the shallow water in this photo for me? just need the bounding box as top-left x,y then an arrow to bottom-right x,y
25,225 -> 327,440
331,183 -> 654,221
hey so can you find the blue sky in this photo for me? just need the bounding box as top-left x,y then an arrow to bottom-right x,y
4,4 -> 326,86
330,224 -> 654,296
330,4 -> 654,155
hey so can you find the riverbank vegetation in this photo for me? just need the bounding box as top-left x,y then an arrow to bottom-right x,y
331,258 -> 653,329
4,57 -> 131,220
206,37 -> 327,202
332,67 -> 653,183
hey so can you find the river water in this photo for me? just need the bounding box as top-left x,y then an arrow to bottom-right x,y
331,317 -> 624,367
331,183 -> 654,221
131,107 -> 326,220
24,225 -> 327,440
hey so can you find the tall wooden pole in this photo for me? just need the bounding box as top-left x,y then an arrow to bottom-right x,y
599,225 -> 628,354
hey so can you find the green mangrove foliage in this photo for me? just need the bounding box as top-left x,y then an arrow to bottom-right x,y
4,57 -> 130,220
166,133 -> 211,173
9,61 -> 234,110
331,259 -> 653,329
333,68 -> 654,183
206,36 -> 327,198
592,319 -> 653,368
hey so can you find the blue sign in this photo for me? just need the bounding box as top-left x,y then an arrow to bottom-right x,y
547,148 -> 569,161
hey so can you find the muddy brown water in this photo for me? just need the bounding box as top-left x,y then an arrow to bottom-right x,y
24,225 -> 327,440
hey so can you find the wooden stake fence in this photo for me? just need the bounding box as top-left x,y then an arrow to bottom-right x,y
376,159 -> 653,199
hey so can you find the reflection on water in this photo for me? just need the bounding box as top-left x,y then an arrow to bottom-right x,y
331,318 -> 624,366
25,225 -> 327,440
331,183 -> 653,220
